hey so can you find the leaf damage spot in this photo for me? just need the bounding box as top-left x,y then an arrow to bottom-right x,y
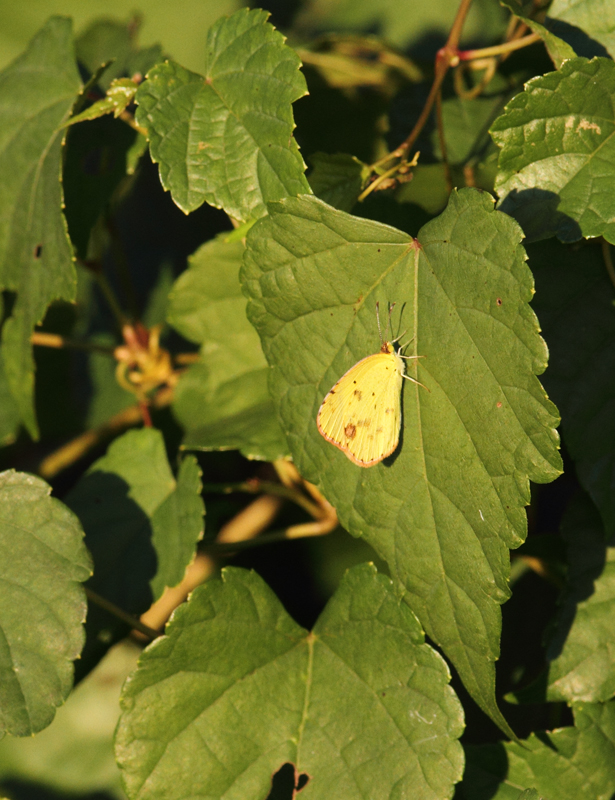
577,119 -> 601,135
34,244 -> 43,259
197,141 -> 210,151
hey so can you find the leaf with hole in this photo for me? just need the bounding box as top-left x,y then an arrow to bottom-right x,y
115,564 -> 464,800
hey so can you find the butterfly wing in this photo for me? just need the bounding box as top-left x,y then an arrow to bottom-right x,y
317,351 -> 405,467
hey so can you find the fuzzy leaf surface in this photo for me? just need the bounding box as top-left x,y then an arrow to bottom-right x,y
545,494 -> 615,704
0,17 -> 81,436
135,8 -> 309,219
0,471 -> 92,737
116,564 -> 464,800
491,58 -> 615,244
168,234 -> 288,461
242,191 -> 561,734
459,702 -> 615,800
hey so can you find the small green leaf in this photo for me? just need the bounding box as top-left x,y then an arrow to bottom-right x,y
116,564 -> 464,800
500,0 -> 577,68
66,428 -> 204,606
435,95 -> 509,165
0,17 -> 82,437
307,152 -> 368,212
491,57 -> 615,244
168,234 -> 288,461
460,702 -> 615,800
135,8 -> 310,219
150,455 -> 204,598
242,190 -> 562,735
516,790 -> 542,800
0,471 -> 92,737
530,238 -> 615,536
65,78 -> 138,125
550,0 -> 615,59
545,494 -> 615,704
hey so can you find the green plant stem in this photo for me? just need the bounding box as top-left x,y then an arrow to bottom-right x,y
93,270 -> 130,329
31,331 -> 116,355
601,238 -> 615,291
85,586 -> 161,640
458,33 -> 541,61
371,0 -> 473,173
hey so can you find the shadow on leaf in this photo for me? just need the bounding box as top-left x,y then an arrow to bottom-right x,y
498,188 -> 582,244
66,471 -> 157,682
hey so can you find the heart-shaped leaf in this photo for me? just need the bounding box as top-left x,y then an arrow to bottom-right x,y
491,58 -> 615,244
116,565 -> 464,800
241,189 -> 562,734
135,8 -> 310,220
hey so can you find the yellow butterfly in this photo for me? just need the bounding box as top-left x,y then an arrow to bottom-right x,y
316,303 -> 424,467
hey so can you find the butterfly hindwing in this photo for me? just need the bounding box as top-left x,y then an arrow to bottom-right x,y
317,349 -> 405,466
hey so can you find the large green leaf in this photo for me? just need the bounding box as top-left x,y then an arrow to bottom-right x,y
458,702 -> 615,800
0,471 -> 92,738
492,58 -> 615,244
530,239 -> 615,536
168,234 -> 288,461
241,190 -> 562,734
116,564 -> 464,800
135,8 -> 310,220
550,0 -> 615,59
545,493 -> 615,704
0,17 -> 82,437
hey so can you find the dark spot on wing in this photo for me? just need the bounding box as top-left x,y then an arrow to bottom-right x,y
344,423 -> 356,439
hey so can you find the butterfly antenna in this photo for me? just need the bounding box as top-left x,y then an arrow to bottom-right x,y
387,302 -> 396,340
376,301 -> 384,345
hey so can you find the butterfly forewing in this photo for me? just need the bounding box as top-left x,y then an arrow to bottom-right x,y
317,348 -> 405,466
